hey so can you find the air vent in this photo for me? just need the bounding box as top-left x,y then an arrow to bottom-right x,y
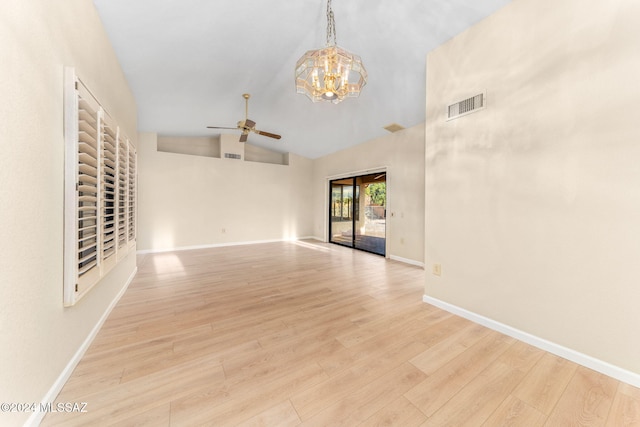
447,92 -> 485,121
383,123 -> 405,133
224,153 -> 242,160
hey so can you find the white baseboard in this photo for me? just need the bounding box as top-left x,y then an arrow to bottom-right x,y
25,267 -> 138,427
422,295 -> 640,388
389,255 -> 424,268
137,237 -> 320,255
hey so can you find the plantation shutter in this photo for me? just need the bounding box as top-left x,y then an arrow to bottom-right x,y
64,67 -> 136,306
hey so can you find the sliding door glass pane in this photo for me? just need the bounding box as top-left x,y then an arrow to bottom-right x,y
355,173 -> 386,256
330,178 -> 354,247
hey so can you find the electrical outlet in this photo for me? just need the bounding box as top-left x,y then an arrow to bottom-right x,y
221,228 -> 226,234
432,263 -> 442,276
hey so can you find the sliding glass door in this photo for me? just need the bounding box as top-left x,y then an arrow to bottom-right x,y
330,178 -> 355,248
329,173 -> 386,256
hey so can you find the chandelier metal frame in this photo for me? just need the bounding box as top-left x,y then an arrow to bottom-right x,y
295,0 -> 367,104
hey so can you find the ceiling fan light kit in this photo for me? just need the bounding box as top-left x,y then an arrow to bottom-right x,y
295,0 -> 367,104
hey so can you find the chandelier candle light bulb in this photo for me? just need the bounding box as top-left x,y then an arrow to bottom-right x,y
295,0 -> 367,104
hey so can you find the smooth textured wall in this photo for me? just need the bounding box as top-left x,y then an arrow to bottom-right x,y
313,124 -> 425,265
137,133 -> 313,251
158,135 -> 221,158
424,0 -> 640,374
0,1 -> 137,425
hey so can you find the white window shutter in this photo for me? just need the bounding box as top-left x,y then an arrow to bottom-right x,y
64,67 -> 136,306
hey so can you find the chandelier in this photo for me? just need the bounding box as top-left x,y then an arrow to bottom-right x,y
295,0 -> 367,104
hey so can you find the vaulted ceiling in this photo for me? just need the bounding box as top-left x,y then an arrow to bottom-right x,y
92,0 -> 512,158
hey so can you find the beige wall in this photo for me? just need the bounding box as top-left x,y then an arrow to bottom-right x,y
137,133 -> 313,251
424,0 -> 640,375
140,125 -> 425,265
0,1 -> 137,425
312,124 -> 425,265
158,135 -> 221,158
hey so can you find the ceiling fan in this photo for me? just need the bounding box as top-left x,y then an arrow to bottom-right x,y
207,93 -> 281,143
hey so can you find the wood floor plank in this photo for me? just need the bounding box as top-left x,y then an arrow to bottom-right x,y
481,395 -> 547,427
359,396 -> 427,427
39,241 -> 639,426
299,363 -> 427,426
335,304 -> 427,348
409,320 -> 491,375
116,403 -> 171,427
291,340 -> 428,420
316,318 -> 434,378
513,352 -> 579,415
420,340 -> 541,426
619,383 -> 640,401
545,366 -> 618,426
169,360 -> 328,425
43,355 -> 225,426
497,340 -> 545,373
122,338 -> 262,384
605,384 -> 640,427
235,400 -> 302,427
404,330 -> 515,417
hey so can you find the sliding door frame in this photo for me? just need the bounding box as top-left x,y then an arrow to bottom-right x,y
326,167 -> 388,257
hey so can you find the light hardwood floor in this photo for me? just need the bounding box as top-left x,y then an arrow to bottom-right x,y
43,241 -> 640,426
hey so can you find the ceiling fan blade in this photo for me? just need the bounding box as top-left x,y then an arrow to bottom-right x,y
239,133 -> 248,142
254,130 -> 282,140
245,119 -> 256,128
207,126 -> 238,130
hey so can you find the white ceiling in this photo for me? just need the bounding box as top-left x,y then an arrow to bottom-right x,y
92,0 -> 512,159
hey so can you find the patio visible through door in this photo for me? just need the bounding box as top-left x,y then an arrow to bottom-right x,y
329,173 -> 386,256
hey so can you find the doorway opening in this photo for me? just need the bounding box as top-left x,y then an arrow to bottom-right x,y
329,172 -> 386,256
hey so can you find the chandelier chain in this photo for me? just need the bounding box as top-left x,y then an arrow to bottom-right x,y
326,0 -> 337,46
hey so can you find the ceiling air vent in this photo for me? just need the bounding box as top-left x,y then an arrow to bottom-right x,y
447,92 -> 485,121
